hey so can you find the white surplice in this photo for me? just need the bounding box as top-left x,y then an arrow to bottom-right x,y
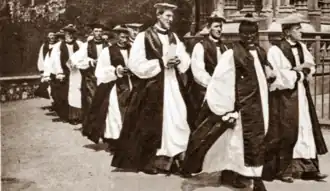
71,42 -> 104,70
37,44 -> 46,72
52,41 -> 83,108
38,43 -> 56,98
42,44 -> 56,77
94,47 -> 129,139
191,38 -> 223,88
202,49 -> 269,177
268,41 -> 316,159
128,27 -> 191,157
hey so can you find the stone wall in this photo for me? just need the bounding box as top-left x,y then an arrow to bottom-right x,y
0,76 -> 41,103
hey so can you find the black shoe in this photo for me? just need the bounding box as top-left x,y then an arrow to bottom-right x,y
46,112 -> 57,116
253,180 -> 267,191
69,120 -> 80,125
302,172 -> 328,181
231,178 -> 247,189
279,176 -> 294,183
179,170 -> 192,178
142,167 -> 159,175
52,118 -> 63,122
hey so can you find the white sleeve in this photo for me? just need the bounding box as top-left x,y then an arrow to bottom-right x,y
70,43 -> 91,69
127,32 -> 161,79
37,44 -> 44,72
51,43 -> 63,75
191,43 -> 211,88
206,49 -> 236,116
95,48 -> 117,85
42,52 -> 53,77
267,46 -> 300,91
174,34 -> 190,73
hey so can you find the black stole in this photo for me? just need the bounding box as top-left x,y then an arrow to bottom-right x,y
141,26 -> 180,148
43,42 -> 50,59
80,40 -> 108,76
59,41 -> 79,74
275,40 -> 328,155
202,37 -> 227,74
87,39 -> 108,60
186,37 -> 228,130
232,42 -> 267,167
109,44 -> 132,117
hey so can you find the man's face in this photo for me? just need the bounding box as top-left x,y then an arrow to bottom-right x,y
130,28 -> 139,39
65,32 -> 74,42
102,34 -> 109,41
239,25 -> 258,45
209,22 -> 222,39
93,28 -> 103,40
157,10 -> 174,30
288,25 -> 302,41
48,32 -> 56,44
118,32 -> 128,46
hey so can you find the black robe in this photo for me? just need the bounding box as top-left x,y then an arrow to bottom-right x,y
262,40 -> 328,180
82,44 -> 132,144
111,27 -> 191,171
182,42 -> 270,174
80,40 -> 108,126
53,41 -> 79,121
186,37 -> 228,131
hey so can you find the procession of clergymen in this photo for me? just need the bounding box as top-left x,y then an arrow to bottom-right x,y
33,2 -> 328,191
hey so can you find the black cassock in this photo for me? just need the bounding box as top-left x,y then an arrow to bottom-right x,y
182,42 -> 271,174
82,44 -> 132,144
186,37 -> 228,131
262,40 -> 328,180
53,41 -> 79,121
111,27 -> 191,171
80,40 -> 108,127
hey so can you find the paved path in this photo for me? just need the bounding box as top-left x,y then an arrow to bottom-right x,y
1,99 -> 330,191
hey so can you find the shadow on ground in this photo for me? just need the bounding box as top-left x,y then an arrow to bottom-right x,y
1,177 -> 41,191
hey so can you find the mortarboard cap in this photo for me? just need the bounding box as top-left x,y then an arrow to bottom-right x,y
125,23 -> 143,29
61,24 -> 78,33
87,22 -> 109,30
278,13 -> 304,25
112,25 -> 130,33
154,3 -> 177,11
206,11 -> 226,23
55,29 -> 65,37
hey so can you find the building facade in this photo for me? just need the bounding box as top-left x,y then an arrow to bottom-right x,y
190,0 -> 330,34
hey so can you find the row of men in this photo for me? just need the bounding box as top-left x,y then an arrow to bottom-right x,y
36,3 -> 328,191
36,21 -> 141,124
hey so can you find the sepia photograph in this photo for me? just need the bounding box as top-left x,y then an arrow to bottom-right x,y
1,0 -> 330,190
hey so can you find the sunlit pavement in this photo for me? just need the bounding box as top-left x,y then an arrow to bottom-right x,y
1,98 -> 330,191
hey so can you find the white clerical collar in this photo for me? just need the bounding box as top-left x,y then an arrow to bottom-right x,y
208,35 -> 219,43
154,24 -> 167,33
286,39 -> 298,46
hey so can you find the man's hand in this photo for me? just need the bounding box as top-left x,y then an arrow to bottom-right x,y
265,65 -> 276,79
41,76 -> 51,83
222,111 -> 239,129
89,59 -> 97,67
116,66 -> 131,77
166,56 -> 181,69
56,74 -> 65,81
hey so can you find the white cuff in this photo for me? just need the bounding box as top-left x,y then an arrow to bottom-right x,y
162,56 -> 168,68
56,73 -> 65,79
116,65 -> 124,78
221,111 -> 239,121
298,71 -> 305,82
